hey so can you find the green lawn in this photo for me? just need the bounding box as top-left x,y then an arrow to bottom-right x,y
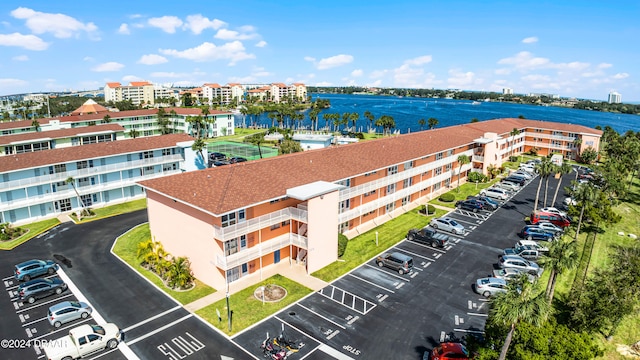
112,223 -> 216,304
0,218 -> 60,250
311,207 -> 447,282
196,274 -> 311,336
72,199 -> 147,224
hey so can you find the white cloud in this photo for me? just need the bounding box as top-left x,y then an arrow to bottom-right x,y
159,41 -> 255,65
613,73 -> 629,79
150,72 -> 188,78
316,54 -> 354,70
522,36 -> 538,44
11,7 -> 98,39
83,56 -> 94,61
255,40 -> 267,48
183,14 -> 226,34
0,78 -> 28,88
494,68 -> 511,75
122,75 -> 144,82
304,56 -> 316,62
404,55 -> 432,66
148,16 -> 183,34
315,81 -> 333,86
351,69 -> 363,77
214,28 -> 257,40
118,23 -> 130,35
598,63 -> 612,69
0,32 -> 48,50
447,69 -> 480,88
557,61 -> 590,71
498,51 -> 550,70
138,54 -> 168,65
91,62 -> 124,72
13,55 -> 28,61
370,70 -> 388,79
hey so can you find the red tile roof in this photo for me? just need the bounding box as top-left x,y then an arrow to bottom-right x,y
139,118 -> 601,216
203,83 -> 221,88
106,82 -> 121,88
71,99 -> 109,115
0,124 -> 125,145
129,81 -> 151,87
0,133 -> 193,173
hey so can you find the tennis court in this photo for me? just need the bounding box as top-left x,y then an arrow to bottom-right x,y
207,141 -> 278,160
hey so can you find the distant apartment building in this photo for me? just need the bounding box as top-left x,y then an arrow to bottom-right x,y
503,88 -> 514,95
608,91 -> 622,104
0,133 -> 200,225
139,118 -> 601,290
104,81 -> 155,106
0,100 -> 235,140
201,83 -> 245,105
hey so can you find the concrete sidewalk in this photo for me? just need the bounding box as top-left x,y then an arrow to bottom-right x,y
184,261 -> 328,312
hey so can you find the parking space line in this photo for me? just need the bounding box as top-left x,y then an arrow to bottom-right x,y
317,285 -> 377,315
2,275 -> 14,281
31,317 -> 92,340
454,328 -> 485,334
296,303 -> 346,330
448,217 -> 482,227
394,248 -> 436,262
364,264 -> 410,282
273,316 -> 355,360
22,316 -> 47,327
467,312 -> 488,317
347,274 -> 395,293
126,314 -> 193,346
122,305 -> 182,332
6,274 -> 59,291
16,293 -> 73,312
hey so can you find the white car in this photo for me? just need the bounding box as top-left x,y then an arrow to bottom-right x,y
516,239 -> 549,252
43,323 -> 123,360
519,164 -> 536,173
540,207 -> 567,217
429,217 -> 465,235
480,187 -> 509,200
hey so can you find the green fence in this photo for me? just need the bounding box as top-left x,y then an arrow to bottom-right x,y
207,141 -> 278,161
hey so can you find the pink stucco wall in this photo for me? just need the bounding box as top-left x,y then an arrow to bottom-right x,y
306,190 -> 339,273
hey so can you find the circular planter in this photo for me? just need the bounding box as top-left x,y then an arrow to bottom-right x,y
254,284 -> 287,302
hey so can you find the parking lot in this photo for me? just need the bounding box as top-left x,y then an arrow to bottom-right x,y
234,172 -> 563,359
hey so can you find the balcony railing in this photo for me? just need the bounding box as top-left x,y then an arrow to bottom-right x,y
215,232 -> 308,270
213,206 -> 308,241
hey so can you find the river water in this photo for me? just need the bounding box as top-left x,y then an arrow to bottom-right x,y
241,93 -> 639,134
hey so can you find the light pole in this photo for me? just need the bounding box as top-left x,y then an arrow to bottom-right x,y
375,231 -> 379,246
226,291 -> 231,331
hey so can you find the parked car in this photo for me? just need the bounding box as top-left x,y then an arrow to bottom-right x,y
455,199 -> 483,212
430,217 -> 465,235
480,187 -> 508,200
208,152 -> 226,161
519,163 -> 536,173
496,181 -> 520,192
503,175 -> 526,186
228,157 -> 248,164
48,301 -> 93,328
498,255 -> 543,276
18,278 -> 67,304
42,323 -> 124,360
492,268 -> 535,283
14,259 -> 59,282
475,277 -> 508,297
540,207 -> 567,218
518,226 -> 555,241
376,252 -> 413,274
516,240 -> 549,252
429,342 -> 471,360
467,195 -> 498,210
503,245 -> 540,260
406,227 -> 450,248
563,197 -> 577,210
213,160 -> 230,167
530,211 -> 571,228
535,221 -> 564,236
512,170 -> 533,180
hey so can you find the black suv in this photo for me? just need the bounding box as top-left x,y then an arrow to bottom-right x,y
18,278 -> 67,304
455,199 -> 483,212
209,152 -> 226,161
229,157 -> 248,164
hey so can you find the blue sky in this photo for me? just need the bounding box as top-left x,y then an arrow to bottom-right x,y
0,1 -> 638,101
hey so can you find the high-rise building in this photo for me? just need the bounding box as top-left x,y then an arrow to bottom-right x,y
608,91 -> 621,104
503,88 -> 513,95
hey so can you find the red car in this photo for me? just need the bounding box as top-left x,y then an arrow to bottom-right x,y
430,342 -> 471,360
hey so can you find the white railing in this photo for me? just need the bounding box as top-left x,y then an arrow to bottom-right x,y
0,154 -> 184,191
215,233 -> 308,270
213,206 -> 308,241
524,132 -> 576,142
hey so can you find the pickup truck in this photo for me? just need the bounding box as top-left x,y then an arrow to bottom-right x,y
42,323 -> 124,360
503,245 -> 540,260
406,227 -> 450,248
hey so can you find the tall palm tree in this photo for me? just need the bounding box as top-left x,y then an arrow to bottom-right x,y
572,182 -> 598,242
31,119 -> 41,132
308,108 -> 320,131
543,163 -> 560,207
509,128 -> 520,159
418,118 -> 426,130
65,177 -> 85,216
349,112 -> 359,132
427,117 -> 439,130
363,110 -> 375,132
169,109 -> 178,133
102,114 -> 112,124
550,162 -> 574,207
191,138 -> 206,161
490,278 -> 551,360
537,239 -> 579,303
375,115 -> 396,136
129,129 -> 139,139
533,158 -> 554,212
456,155 -> 470,192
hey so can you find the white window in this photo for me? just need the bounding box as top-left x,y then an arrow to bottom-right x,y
388,165 -> 398,175
386,183 -> 396,194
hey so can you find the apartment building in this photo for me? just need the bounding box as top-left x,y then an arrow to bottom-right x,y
201,83 -> 245,105
0,101 -> 235,139
0,134 -> 199,225
138,118 -> 602,290
104,82 -> 155,106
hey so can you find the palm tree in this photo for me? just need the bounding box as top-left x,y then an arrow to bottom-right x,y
456,155 -> 470,192
308,109 -> 320,131
572,182 -> 598,242
489,278 -> 551,360
129,129 -> 139,139
166,257 -> 194,289
169,109 -> 178,133
537,239 -> 579,303
191,138 -> 206,161
543,163 -> 560,208
509,128 -> 520,159
551,162 -> 573,207
427,117 -> 439,130
65,177 -> 85,216
349,112 -> 359,132
244,132 -> 265,158
375,115 -> 396,136
31,119 -> 41,132
102,114 -> 112,124
418,118 -> 426,130
136,239 -> 169,275
533,158 -> 554,212
200,107 -> 211,137
364,111 -> 375,132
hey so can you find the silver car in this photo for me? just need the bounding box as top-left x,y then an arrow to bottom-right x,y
48,301 -> 92,328
429,217 -> 465,235
495,181 -> 520,192
492,268 -> 536,283
480,187 -> 508,200
498,255 -> 543,276
475,277 -> 507,297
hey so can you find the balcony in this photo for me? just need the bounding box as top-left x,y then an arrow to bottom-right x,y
213,206 -> 308,241
215,232 -> 308,270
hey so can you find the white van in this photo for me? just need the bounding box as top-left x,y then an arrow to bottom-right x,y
515,240 -> 548,252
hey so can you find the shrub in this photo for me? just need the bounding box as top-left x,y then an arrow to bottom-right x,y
355,132 -> 365,139
439,193 -> 455,202
468,171 -> 488,183
337,233 -> 348,257
509,156 -> 519,162
418,205 -> 427,214
0,222 -> 26,241
427,205 -> 436,215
